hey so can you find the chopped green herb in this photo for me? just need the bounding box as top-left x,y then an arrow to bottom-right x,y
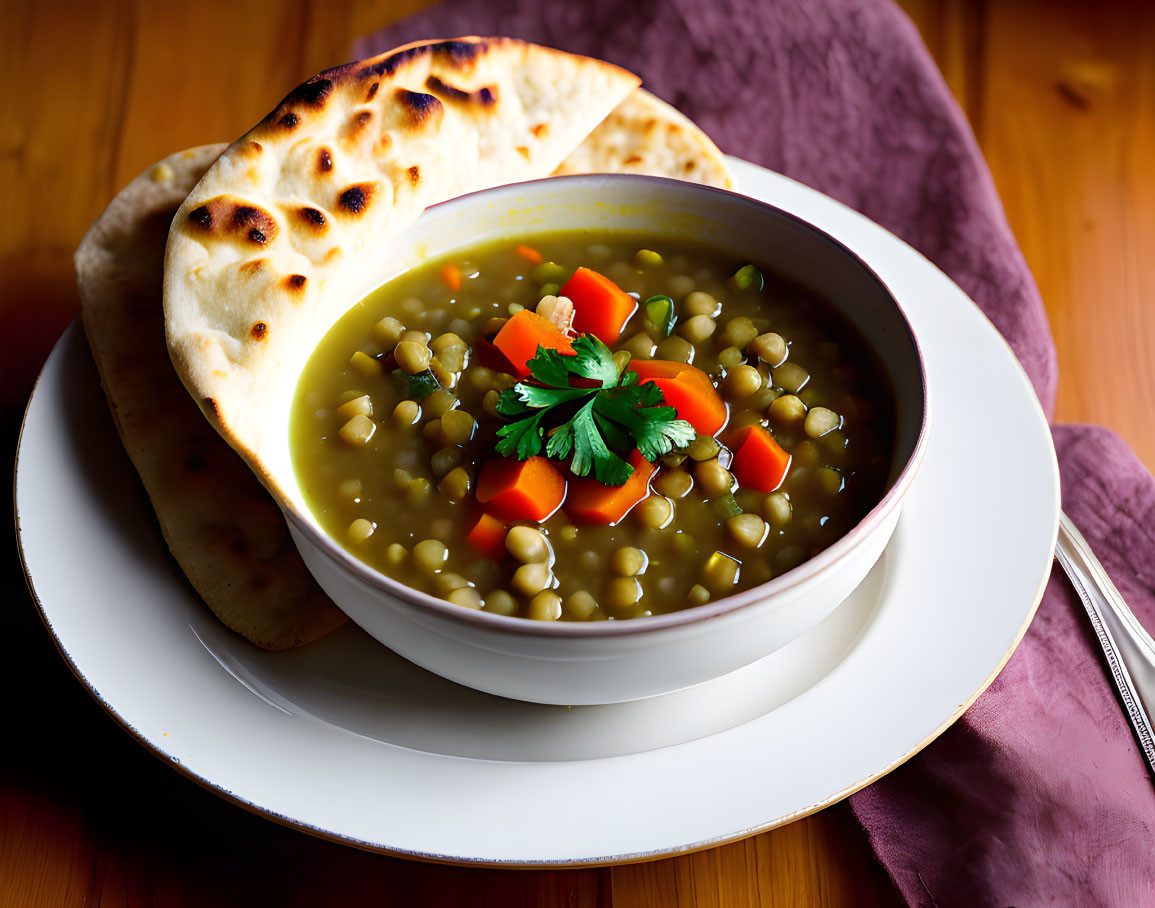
393,368 -> 441,400
569,334 -> 619,388
496,336 -> 696,485
643,295 -> 677,338
713,492 -> 744,520
730,264 -> 763,291
494,408 -> 547,459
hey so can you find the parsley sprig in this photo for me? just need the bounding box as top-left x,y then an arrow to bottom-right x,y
495,336 -> 696,486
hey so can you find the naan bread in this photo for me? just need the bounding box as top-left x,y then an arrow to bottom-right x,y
78,41 -> 727,651
554,88 -> 733,188
77,145 -> 348,650
163,37 -> 641,488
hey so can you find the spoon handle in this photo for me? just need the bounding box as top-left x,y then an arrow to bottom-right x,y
1054,511 -> 1155,780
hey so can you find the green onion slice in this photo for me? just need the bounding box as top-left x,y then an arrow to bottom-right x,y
712,492 -> 743,520
643,295 -> 677,337
393,368 -> 441,400
731,264 -> 763,291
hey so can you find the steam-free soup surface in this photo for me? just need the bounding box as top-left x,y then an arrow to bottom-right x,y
291,231 -> 894,621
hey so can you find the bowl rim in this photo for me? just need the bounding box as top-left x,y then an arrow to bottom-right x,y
281,172 -> 930,639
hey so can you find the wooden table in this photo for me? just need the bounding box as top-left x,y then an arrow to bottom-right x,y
4,1 -> 1152,904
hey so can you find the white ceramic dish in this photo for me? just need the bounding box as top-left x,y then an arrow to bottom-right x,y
282,174 -> 928,706
15,159 -> 1059,865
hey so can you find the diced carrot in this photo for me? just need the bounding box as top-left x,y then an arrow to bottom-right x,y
465,511 -> 509,562
564,450 -> 657,525
491,309 -> 576,378
476,456 -> 567,522
440,263 -> 462,292
561,266 -> 638,344
628,360 -> 728,436
515,245 -> 542,264
725,425 -> 792,493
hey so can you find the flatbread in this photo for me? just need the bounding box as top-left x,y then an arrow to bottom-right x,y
77,41 -> 728,652
554,88 -> 733,188
76,145 -> 348,650
162,37 -> 641,492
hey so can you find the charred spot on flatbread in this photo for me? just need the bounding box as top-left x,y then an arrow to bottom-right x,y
426,74 -> 498,107
338,183 -> 378,214
298,206 -> 327,229
397,89 -> 443,128
76,145 -> 347,650
160,37 -> 644,577
187,197 -> 278,246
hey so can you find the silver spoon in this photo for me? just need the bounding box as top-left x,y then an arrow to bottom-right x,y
1054,512 -> 1155,779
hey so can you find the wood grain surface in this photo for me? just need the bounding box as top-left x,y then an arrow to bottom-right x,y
3,1 -> 1153,905
906,0 -> 1155,466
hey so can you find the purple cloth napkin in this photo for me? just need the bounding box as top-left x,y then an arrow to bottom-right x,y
359,3 -> 1155,902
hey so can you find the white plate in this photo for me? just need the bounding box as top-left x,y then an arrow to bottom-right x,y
15,159 -> 1059,865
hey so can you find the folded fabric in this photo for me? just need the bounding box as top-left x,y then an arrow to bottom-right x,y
853,424 -> 1155,904
357,0 -> 1057,412
358,2 -> 1155,902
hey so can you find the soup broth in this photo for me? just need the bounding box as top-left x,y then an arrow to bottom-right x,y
291,231 -> 895,621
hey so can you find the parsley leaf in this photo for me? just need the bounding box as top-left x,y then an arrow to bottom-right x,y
523,346 -> 573,389
495,392 -> 532,418
494,335 -> 698,486
516,384 -> 590,410
567,335 -> 619,388
592,410 -> 634,451
632,411 -> 697,460
495,409 -> 547,459
593,388 -> 696,462
566,400 -> 633,485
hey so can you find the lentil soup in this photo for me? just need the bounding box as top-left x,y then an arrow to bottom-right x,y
291,232 -> 895,621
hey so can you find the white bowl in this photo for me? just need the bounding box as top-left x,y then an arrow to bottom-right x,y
275,174 -> 929,705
